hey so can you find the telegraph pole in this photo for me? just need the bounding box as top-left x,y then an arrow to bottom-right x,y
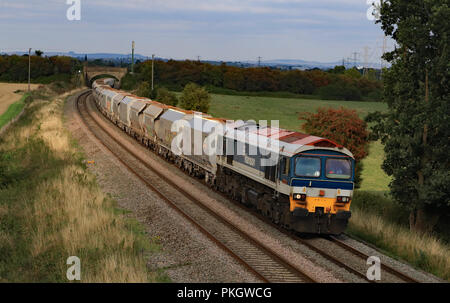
28,48 -> 31,92
151,54 -> 155,91
131,41 -> 135,74
257,56 -> 262,67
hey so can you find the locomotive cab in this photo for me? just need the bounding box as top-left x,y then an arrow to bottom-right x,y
284,150 -> 355,234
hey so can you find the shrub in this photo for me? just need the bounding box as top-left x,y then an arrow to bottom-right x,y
299,107 -> 370,188
179,83 -> 211,113
136,81 -> 151,98
120,73 -> 141,91
156,87 -> 178,106
352,190 -> 409,225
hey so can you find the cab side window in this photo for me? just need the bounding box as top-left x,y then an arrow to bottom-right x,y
280,157 -> 290,176
284,158 -> 290,175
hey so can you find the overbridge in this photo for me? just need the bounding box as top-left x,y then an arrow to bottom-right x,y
83,66 -> 128,87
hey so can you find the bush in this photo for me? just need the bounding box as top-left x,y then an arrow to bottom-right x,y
365,89 -> 383,102
136,82 -> 151,98
49,80 -> 75,94
317,82 -> 362,101
32,74 -> 72,84
299,107 -> 370,188
156,87 -> 178,106
179,83 -> 211,113
120,73 -> 141,91
352,190 -> 409,225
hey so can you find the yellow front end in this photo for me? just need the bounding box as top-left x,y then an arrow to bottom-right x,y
289,188 -> 351,215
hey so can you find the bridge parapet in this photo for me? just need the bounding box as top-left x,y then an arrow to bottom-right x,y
83,66 -> 128,87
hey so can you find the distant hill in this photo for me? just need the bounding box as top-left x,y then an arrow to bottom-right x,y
2,51 -> 148,60
248,59 -> 383,70
1,51 -> 382,70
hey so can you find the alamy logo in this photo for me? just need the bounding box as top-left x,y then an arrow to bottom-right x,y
366,0 -> 381,21
66,0 -> 81,21
366,256 -> 381,281
67,256 -> 81,281
170,115 -> 280,167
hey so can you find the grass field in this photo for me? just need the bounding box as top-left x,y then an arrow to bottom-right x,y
207,93 -> 388,132
359,141 -> 391,192
0,83 -> 40,130
0,93 -> 30,130
0,83 -> 39,115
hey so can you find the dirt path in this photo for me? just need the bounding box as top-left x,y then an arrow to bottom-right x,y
0,83 -> 39,115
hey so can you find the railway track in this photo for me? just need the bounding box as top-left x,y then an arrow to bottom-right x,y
215,191 -> 421,283
75,90 -> 317,283
215,195 -> 421,283
325,235 -> 420,283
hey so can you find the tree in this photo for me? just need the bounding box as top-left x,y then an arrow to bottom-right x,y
34,50 -> 43,57
280,70 -> 315,94
179,83 -> 211,113
367,0 -> 450,233
223,68 -> 245,91
344,67 -> 362,79
329,65 -> 346,74
299,107 -> 370,188
156,87 -> 178,106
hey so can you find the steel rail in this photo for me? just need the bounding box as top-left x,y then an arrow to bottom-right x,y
326,235 -> 420,283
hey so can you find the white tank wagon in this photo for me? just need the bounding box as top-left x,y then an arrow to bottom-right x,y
155,107 -> 193,150
118,96 -> 148,132
142,102 -> 168,140
129,99 -> 153,139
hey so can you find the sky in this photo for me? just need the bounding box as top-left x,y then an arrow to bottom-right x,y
0,0 -> 387,63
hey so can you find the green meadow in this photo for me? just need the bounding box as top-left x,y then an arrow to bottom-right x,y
207,94 -> 387,132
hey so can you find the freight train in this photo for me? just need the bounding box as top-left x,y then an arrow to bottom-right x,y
92,78 -> 355,234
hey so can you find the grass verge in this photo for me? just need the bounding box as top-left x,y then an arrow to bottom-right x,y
359,140 -> 391,192
0,88 -> 168,282
350,191 -> 450,281
0,93 -> 30,129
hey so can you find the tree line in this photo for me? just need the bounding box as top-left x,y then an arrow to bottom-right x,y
124,60 -> 383,102
0,54 -> 82,83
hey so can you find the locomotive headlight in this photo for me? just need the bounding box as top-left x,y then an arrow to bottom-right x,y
293,194 -> 307,202
337,196 -> 351,203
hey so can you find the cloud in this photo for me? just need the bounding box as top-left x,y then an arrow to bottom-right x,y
0,0 -> 383,62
